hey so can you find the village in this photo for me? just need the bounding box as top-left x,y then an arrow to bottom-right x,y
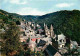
0,19 -> 80,56
18,20 -> 80,56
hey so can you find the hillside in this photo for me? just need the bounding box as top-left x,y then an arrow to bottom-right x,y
0,9 -> 38,22
21,15 -> 39,21
36,10 -> 80,44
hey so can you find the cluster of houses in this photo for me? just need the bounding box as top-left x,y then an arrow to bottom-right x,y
0,19 -> 80,56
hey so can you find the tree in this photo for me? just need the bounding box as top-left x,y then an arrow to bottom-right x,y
16,20 -> 21,25
1,22 -> 21,56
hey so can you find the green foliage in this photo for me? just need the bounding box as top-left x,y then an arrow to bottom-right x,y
36,51 -> 45,56
1,22 -> 21,55
27,38 -> 30,43
16,20 -> 21,25
0,9 -> 23,25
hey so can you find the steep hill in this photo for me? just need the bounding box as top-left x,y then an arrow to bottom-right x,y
0,9 -> 39,22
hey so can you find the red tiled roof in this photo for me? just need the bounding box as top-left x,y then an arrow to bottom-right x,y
32,38 -> 36,41
31,38 -> 40,41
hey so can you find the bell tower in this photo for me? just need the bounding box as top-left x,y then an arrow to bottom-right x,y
44,23 -> 46,28
45,24 -> 48,36
50,24 -> 54,37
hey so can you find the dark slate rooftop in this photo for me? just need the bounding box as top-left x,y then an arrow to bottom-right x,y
46,44 -> 58,56
38,39 -> 46,46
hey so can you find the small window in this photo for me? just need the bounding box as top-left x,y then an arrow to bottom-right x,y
60,40 -> 62,42
35,35 -> 37,36
62,45 -> 64,48
63,40 -> 64,42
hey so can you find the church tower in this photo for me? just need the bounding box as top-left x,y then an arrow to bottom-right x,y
44,23 -> 46,28
33,23 -> 36,30
45,24 -> 48,36
50,24 -> 54,37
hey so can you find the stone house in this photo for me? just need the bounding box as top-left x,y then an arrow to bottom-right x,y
70,41 -> 78,49
57,34 -> 66,49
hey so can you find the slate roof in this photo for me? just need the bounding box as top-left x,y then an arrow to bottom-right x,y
52,38 -> 58,49
45,44 -> 59,56
38,39 -> 46,46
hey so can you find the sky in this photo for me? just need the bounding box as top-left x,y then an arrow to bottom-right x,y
0,0 -> 80,15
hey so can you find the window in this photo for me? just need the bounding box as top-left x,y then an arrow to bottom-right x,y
62,45 -> 64,48
60,39 -> 62,42
63,40 -> 64,42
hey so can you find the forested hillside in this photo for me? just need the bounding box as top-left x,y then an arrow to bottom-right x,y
0,9 -> 22,26
21,15 -> 39,21
36,10 -> 80,44
0,9 -> 38,23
